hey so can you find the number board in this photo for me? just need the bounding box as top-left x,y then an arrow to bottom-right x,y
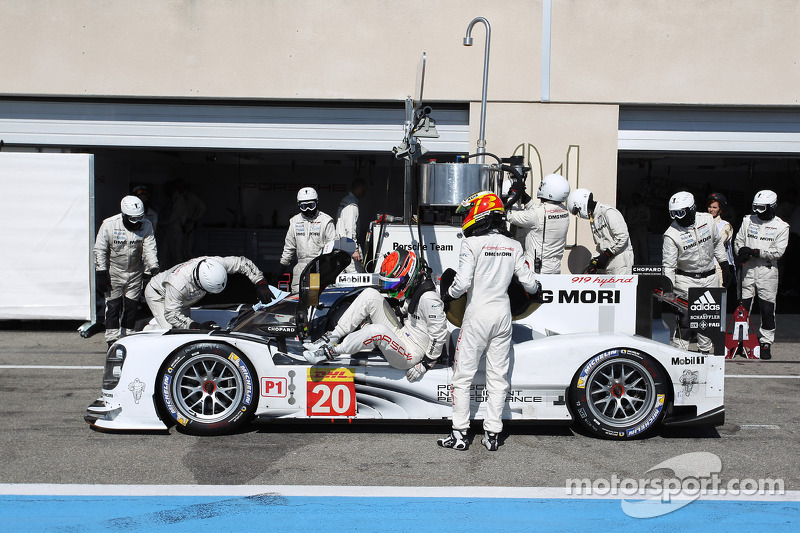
306,367 -> 356,417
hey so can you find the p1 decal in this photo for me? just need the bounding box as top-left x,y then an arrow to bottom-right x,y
307,367 -> 356,417
261,377 -> 288,398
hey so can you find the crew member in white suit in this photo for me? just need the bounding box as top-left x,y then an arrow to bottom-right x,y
276,187 -> 336,292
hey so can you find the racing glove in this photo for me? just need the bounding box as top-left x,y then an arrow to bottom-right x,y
255,279 -> 274,304
719,261 -> 733,288
586,250 -> 613,274
439,268 -> 457,303
190,321 -> 220,331
406,356 -> 437,383
270,263 -> 288,285
506,178 -> 531,207
737,246 -> 754,264
96,270 -> 110,293
528,280 -> 544,303
142,267 -> 158,288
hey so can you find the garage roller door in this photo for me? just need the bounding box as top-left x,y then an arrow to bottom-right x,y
619,107 -> 800,153
0,99 -> 469,152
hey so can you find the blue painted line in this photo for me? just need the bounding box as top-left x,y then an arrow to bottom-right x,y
1,495 -> 798,533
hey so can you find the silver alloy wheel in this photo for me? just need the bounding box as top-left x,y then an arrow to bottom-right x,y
585,358 -> 656,429
171,354 -> 245,423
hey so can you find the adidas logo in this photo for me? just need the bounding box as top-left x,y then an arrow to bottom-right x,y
698,290 -> 716,304
690,290 -> 721,311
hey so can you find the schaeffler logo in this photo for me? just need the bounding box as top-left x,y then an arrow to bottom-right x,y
690,290 -> 721,312
565,452 -> 784,518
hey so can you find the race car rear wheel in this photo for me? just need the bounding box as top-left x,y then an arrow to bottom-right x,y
570,349 -> 668,440
158,342 -> 258,436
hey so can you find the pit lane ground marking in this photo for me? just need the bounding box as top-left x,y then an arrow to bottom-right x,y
0,365 -> 103,370
1,484 -> 798,532
726,375 -> 800,379
1,484 -> 800,500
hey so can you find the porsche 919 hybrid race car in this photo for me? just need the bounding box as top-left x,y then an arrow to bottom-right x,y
85,250 -> 725,440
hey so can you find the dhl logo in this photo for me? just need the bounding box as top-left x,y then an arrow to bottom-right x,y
307,367 -> 354,382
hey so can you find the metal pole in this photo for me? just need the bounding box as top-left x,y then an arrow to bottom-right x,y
403,97 -> 414,222
463,17 -> 491,164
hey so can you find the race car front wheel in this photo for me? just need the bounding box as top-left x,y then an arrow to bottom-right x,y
570,349 -> 668,440
158,342 -> 258,436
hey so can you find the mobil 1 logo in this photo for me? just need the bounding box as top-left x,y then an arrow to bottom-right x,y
688,287 -> 726,355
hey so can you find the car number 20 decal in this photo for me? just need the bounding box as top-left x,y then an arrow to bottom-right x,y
306,367 -> 356,417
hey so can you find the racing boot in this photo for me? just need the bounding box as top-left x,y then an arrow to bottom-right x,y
481,431 -> 499,451
302,332 -> 341,352
302,342 -> 337,365
760,342 -> 772,360
437,429 -> 468,451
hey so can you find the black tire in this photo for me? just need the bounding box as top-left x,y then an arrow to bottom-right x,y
158,342 -> 258,435
570,348 -> 669,440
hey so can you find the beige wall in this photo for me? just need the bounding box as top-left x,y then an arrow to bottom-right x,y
551,0 -> 800,105
0,0 -> 540,101
2,1 -> 799,105
477,101 -> 620,271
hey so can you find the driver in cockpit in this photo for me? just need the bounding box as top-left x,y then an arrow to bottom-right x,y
302,249 -> 447,383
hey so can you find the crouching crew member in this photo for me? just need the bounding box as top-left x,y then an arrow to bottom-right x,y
145,256 -> 273,330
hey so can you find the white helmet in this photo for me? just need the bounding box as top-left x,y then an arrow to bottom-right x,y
297,187 -> 319,218
537,173 -> 570,202
753,189 -> 778,220
753,190 -> 777,205
194,258 -> 227,294
120,195 -> 145,218
668,191 -> 697,227
567,188 -> 593,219
297,187 -> 318,203
668,191 -> 695,213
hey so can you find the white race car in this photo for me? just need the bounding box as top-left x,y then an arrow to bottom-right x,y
85,250 -> 725,440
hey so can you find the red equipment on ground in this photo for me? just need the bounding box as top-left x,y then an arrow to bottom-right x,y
724,263 -> 760,359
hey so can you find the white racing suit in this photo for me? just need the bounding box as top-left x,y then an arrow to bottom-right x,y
336,192 -> 362,273
327,286 -> 447,369
94,214 -> 159,343
447,230 -> 539,435
734,215 -> 790,345
590,202 -> 634,274
506,200 -> 570,274
713,215 -> 735,287
145,255 -> 264,329
662,212 -> 727,352
280,212 -> 336,292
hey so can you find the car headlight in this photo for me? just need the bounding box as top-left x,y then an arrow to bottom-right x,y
102,344 -> 127,390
